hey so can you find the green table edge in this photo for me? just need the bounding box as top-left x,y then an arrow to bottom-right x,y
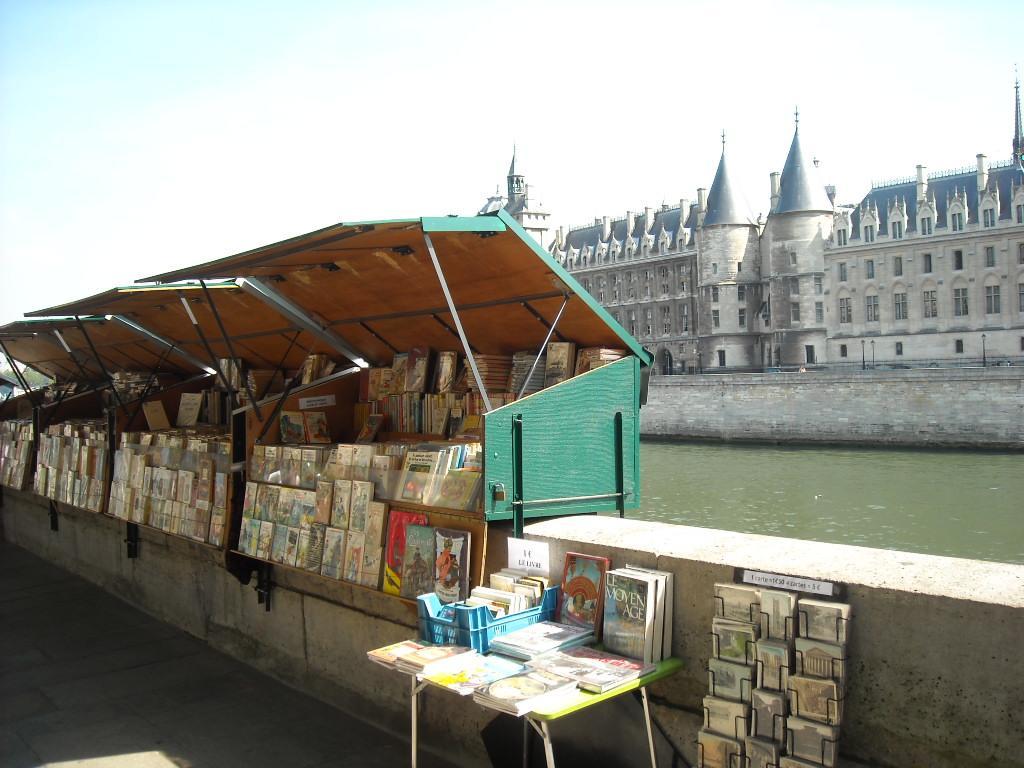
526,657 -> 683,720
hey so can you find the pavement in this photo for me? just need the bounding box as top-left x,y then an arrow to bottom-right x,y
0,542 -> 459,768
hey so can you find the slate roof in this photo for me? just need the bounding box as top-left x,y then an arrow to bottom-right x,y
561,204 -> 698,253
703,152 -> 755,226
774,129 -> 834,215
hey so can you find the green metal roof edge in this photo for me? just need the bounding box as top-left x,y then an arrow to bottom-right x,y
420,215 -> 507,233
492,209 -> 653,366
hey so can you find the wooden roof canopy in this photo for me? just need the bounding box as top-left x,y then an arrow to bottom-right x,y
140,210 -> 651,368
25,281 -> 337,376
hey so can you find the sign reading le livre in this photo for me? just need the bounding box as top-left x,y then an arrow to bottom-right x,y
298,395 -> 336,410
506,538 -> 550,577
741,569 -> 835,596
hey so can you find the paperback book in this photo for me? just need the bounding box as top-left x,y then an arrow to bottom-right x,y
434,527 -> 470,603
602,569 -> 658,663
487,621 -> 593,660
558,552 -> 609,639
399,524 -> 435,599
422,653 -> 525,696
382,509 -> 429,595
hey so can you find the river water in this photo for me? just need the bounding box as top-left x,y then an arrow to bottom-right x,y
633,440 -> 1023,564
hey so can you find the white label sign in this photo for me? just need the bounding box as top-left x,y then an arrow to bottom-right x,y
506,538 -> 550,577
741,569 -> 834,596
298,395 -> 336,410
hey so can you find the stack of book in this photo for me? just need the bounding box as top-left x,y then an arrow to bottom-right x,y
601,565 -> 673,665
543,342 -> 577,388
421,652 -> 526,696
300,353 -> 336,385
699,582 -> 852,768
35,419 -> 108,513
472,667 -> 579,716
487,621 -> 593,660
393,644 -> 476,676
467,355 -> 513,394
574,347 -> 627,375
366,639 -> 426,669
526,646 -> 654,693
0,419 -> 33,491
508,350 -> 546,396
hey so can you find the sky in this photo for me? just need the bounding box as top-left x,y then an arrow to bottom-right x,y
1,0 -> 1021,325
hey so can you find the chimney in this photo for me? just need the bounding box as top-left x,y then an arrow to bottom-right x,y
696,189 -> 706,213
976,153 -> 988,191
916,165 -> 928,203
557,226 -> 564,248
602,216 -> 610,240
626,210 -> 636,237
770,172 -> 781,211
644,206 -> 653,233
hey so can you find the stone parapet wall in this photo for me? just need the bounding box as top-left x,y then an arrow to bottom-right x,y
643,367 -> 1024,448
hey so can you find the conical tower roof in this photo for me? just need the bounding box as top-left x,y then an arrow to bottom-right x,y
703,150 -> 754,227
775,126 -> 833,215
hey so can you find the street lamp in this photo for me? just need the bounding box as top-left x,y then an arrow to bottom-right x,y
861,339 -> 865,370
870,339 -> 875,368
982,333 -> 987,367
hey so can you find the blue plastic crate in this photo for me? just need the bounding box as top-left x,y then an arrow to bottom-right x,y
416,586 -> 560,653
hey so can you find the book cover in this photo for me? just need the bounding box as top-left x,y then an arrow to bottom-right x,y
331,479 -> 352,528
358,546 -> 383,589
390,353 -> 409,394
356,413 -> 386,443
625,564 -> 674,662
299,523 -> 326,572
176,392 -> 203,427
526,646 -> 653,693
473,669 -> 577,716
208,508 -> 225,547
423,653 -> 525,696
351,444 -> 375,481
489,621 -> 593,659
279,410 -> 306,444
382,508 -> 429,596
299,448 -> 319,488
255,521 -> 274,560
399,523 -> 435,599
314,480 -> 334,525
303,411 -> 331,443
434,527 -> 470,604
342,531 -> 365,582
433,351 -> 457,394
405,347 -> 432,394
559,551 -> 610,638
194,458 -> 214,506
364,501 -> 388,546
349,480 -> 373,532
321,527 -> 347,579
296,490 -> 317,527
214,472 -> 227,509
270,524 -> 289,563
543,341 -> 577,388
142,401 -> 170,431
602,569 -> 657,663
399,449 -> 443,503
434,471 -> 481,511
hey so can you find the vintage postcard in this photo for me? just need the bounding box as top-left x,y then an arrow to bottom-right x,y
708,658 -> 753,703
714,583 -> 760,622
745,736 -> 781,768
795,637 -> 845,681
751,687 -> 786,742
697,729 -> 742,768
759,589 -> 796,640
798,598 -> 851,644
755,638 -> 791,691
703,696 -> 749,740
713,618 -> 758,664
787,716 -> 839,767
789,674 -> 842,725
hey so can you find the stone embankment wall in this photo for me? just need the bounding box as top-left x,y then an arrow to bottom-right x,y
643,367 -> 1024,448
4,492 -> 1024,767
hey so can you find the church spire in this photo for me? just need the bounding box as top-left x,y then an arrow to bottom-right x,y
507,145 -> 524,201
1013,68 -> 1023,166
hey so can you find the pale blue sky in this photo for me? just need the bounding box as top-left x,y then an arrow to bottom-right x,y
1,0 -> 1020,324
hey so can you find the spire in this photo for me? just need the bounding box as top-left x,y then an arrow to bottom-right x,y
507,145 -> 525,201
702,142 -> 754,227
774,120 -> 833,215
508,144 -> 517,178
1013,68 -> 1023,166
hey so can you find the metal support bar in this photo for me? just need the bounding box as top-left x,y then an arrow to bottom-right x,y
423,233 -> 491,412
0,339 -> 39,408
178,295 -> 232,392
255,561 -> 273,611
73,317 -> 126,411
200,280 -> 264,420
255,373 -> 302,445
260,331 -> 303,400
40,384 -> 72,430
431,314 -> 480,354
124,343 -> 175,429
240,277 -> 371,367
125,522 -> 140,558
512,413 -> 525,538
359,322 -> 399,355
517,491 -> 625,506
49,500 -> 59,531
51,329 -> 96,385
517,295 -> 571,400
615,411 -> 625,518
521,300 -> 568,342
112,315 -> 216,374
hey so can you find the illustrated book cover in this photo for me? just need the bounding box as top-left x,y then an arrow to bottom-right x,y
602,569 -> 657,663
279,410 -> 306,444
321,527 -> 347,579
433,527 -> 470,604
399,523 -> 435,599
382,508 -> 429,595
303,411 -> 331,443
558,551 -> 610,639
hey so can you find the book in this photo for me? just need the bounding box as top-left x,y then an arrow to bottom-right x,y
751,688 -> 787,742
343,531 -> 365,582
382,509 -> 429,596
394,645 -> 476,676
303,411 -> 331,443
331,479 -> 352,528
351,444 -> 375,481
432,470 -> 480,511
358,546 -> 383,589
788,674 -> 842,725
363,501 -> 388,547
714,583 -> 760,623
759,589 -> 796,641
472,668 -> 578,716
349,480 -> 373,532
366,639 -> 426,669
399,449 -> 444,503
526,646 -> 654,693
433,351 -> 457,394
697,729 -> 743,768
390,353 -> 409,395
279,411 -> 306,444
297,524 -> 326,572
488,621 -> 593,660
602,569 -> 658,663
405,347 -> 432,394
314,480 -> 333,525
399,524 -> 435,599
422,652 -> 526,697
284,526 -> 301,566
712,618 -> 758,665
707,658 -> 753,703
433,527 -> 470,604
558,552 -> 610,638
798,599 -> 851,644
270,524 -> 289,563
256,521 -> 274,559
176,393 -> 203,427
703,695 -> 750,740
625,564 -> 674,661
321,527 -> 347,579
142,401 -> 170,431
543,341 -> 577,388
356,413 -> 386,443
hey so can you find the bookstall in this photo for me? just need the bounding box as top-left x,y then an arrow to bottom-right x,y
137,209 -> 651,609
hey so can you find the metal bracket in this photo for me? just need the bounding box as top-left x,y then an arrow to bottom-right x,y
255,561 -> 273,611
73,317 -> 126,411
516,295 -> 570,400
126,522 -> 140,559
49,500 -> 59,531
200,280 -> 263,420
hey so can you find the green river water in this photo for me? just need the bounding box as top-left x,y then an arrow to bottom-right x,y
632,440 -> 1024,564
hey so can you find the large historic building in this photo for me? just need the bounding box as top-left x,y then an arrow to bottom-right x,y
532,82 -> 1024,373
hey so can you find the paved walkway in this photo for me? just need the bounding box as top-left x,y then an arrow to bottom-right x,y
0,542 -> 457,768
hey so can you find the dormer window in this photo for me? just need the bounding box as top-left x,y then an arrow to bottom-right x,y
920,216 -> 933,235
891,221 -> 903,240
983,208 -> 996,228
864,225 -> 875,243
836,229 -> 848,246
951,211 -> 964,232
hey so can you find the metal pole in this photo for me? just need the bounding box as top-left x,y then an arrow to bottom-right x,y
870,340 -> 875,368
422,232 -> 492,412
861,340 -> 865,370
52,328 -> 96,385
982,334 -> 987,367
73,317 -> 126,411
179,295 -> 232,392
517,295 -> 570,400
111,315 -> 215,374
199,280 -> 263,420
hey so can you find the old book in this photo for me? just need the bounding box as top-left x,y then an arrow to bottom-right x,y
745,736 -> 781,768
789,674 -> 842,725
303,411 -> 331,444
755,639 -> 791,691
364,501 -> 388,547
255,484 -> 279,521
284,526 -> 301,566
321,527 -> 347,579
358,546 -> 383,589
399,449 -> 443,503
356,413 -> 386,443
525,646 -> 654,693
558,552 -> 610,639
342,530 -> 365,582
697,729 -> 743,768
279,410 -> 306,444
194,457 -> 214,507
296,489 -> 317,527
390,353 -> 409,395
351,444 -> 375,482
751,687 -> 786,742
433,351 -> 457,394
256,520 -> 274,560
603,569 -> 658,663
794,637 -> 846,681
434,527 -> 470,604
395,645 -> 476,676
208,508 -> 225,547
434,470 -> 481,511
786,716 -> 839,767
779,757 -> 824,768
423,653 -> 525,696
313,480 -> 334,525
331,479 -> 352,528
714,583 -> 760,623
298,523 -> 326,572
349,480 -> 373,533
488,621 -> 593,660
142,400 -> 170,431
299,448 -> 319,488
406,347 -> 433,394
798,598 -> 851,644
366,639 -> 426,669
759,589 -> 796,640
624,564 -> 673,661
176,392 -> 203,427
270,524 -> 289,563
707,658 -> 753,703
703,695 -> 750,740
399,523 -> 435,599
177,470 -> 194,505
214,472 -> 227,509
712,618 -> 758,665
382,508 -> 429,596
543,341 -> 577,388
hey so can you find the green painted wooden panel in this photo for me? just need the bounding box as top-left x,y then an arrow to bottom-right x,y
483,356 -> 641,522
